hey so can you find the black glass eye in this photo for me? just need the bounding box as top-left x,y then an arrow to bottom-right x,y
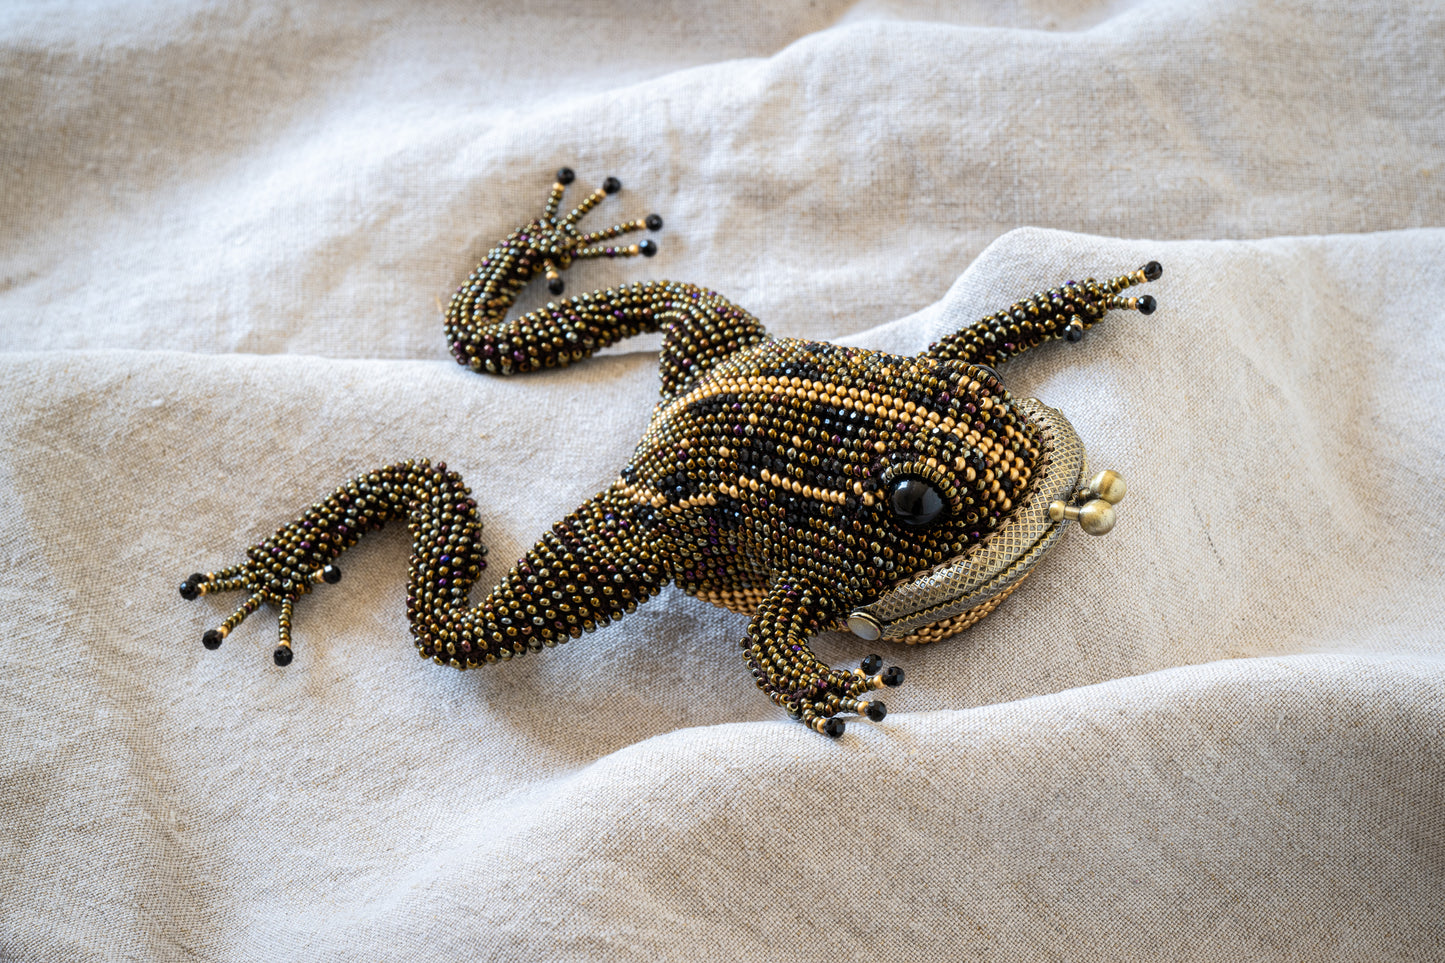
887,477 -> 945,528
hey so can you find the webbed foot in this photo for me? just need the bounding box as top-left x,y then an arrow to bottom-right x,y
180,460 -> 487,666
533,167 -> 663,296
744,645 -> 906,738
179,558 -> 341,666
446,169 -> 668,374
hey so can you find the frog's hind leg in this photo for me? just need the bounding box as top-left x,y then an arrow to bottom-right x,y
181,465 -> 665,669
444,169 -> 770,388
181,459 -> 488,667
925,261 -> 1163,367
421,488 -> 667,666
445,169 -> 666,375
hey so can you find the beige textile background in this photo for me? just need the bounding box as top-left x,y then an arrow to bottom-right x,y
2,1 -> 1443,960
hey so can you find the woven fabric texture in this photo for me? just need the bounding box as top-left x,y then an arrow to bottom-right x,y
1,2 -> 1442,959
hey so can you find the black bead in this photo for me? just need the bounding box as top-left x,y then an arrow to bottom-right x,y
823,717 -> 846,738
273,646 -> 294,667
202,630 -> 223,650
645,214 -> 663,231
188,572 -> 206,585
556,167 -> 575,185
865,701 -> 888,722
1136,294 -> 1157,315
602,176 -> 621,194
179,580 -> 199,600
861,653 -> 883,675
638,240 -> 657,258
881,666 -> 905,687
547,277 -> 565,295
322,564 -> 342,584
888,477 -> 944,527
1064,324 -> 1085,342
1142,260 -> 1163,281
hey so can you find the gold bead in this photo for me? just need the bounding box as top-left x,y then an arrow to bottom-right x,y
1085,469 -> 1127,505
1077,499 -> 1115,535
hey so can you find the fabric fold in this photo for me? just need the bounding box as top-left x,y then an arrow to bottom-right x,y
3,2 -> 1442,959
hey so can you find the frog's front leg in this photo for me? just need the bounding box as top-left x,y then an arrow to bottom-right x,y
181,464 -> 663,667
926,261 -> 1162,367
742,576 -> 903,737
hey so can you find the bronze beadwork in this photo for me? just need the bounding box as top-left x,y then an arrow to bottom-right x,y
180,169 -> 1161,737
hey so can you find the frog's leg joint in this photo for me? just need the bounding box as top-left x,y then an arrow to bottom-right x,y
539,171 -> 663,293
182,471 -> 667,671
926,260 -> 1163,366
424,489 -> 665,668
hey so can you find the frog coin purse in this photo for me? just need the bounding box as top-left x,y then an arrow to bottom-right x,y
180,169 -> 1159,736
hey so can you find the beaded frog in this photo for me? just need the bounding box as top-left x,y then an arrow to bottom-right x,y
181,169 -> 1159,737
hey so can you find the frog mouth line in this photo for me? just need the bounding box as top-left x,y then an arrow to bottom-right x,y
845,397 -> 1088,642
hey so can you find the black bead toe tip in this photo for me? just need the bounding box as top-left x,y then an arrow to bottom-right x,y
881,666 -> 905,687
556,167 -> 575,185
638,239 -> 657,258
322,564 -> 342,585
865,701 -> 888,722
823,717 -> 846,738
645,214 -> 663,231
1142,260 -> 1163,281
179,580 -> 199,600
273,646 -> 293,667
1137,294 -> 1157,315
202,630 -> 223,651
861,653 -> 883,675
547,278 -> 565,296
1064,324 -> 1085,343
602,176 -> 621,195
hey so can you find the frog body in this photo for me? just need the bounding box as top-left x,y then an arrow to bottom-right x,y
181,170 -> 1159,736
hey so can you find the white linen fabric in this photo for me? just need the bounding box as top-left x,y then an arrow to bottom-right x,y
2,2 -> 1442,960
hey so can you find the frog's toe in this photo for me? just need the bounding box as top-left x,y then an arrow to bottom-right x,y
794,699 -> 846,737
181,557 -> 344,666
796,668 -> 902,736
797,697 -> 887,736
747,648 -> 905,736
537,168 -> 663,265
571,212 -> 661,263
